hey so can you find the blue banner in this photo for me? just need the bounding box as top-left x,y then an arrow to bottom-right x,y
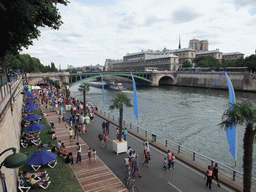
225,72 -> 237,161
131,73 -> 138,120
100,74 -> 105,105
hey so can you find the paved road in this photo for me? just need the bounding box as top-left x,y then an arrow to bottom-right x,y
71,114 -> 234,192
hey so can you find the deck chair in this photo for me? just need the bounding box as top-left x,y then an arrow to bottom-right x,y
47,160 -> 57,168
18,176 -> 51,192
31,165 -> 41,171
20,139 -> 28,148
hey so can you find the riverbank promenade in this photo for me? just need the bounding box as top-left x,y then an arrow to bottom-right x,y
43,111 -> 127,192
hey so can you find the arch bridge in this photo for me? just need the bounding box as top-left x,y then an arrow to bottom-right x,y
69,71 -> 177,86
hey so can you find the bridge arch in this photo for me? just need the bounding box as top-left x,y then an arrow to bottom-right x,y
158,76 -> 174,85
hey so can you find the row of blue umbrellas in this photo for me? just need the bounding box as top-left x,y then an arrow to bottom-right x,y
23,87 -> 57,167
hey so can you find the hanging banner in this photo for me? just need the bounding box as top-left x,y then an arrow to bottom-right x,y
100,74 -> 105,105
225,72 -> 237,161
131,73 -> 138,120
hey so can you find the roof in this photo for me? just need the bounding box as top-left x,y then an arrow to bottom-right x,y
196,50 -> 223,55
222,52 -> 244,56
146,54 -> 178,60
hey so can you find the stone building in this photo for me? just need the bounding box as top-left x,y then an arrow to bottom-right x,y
222,52 -> 244,61
195,49 -> 223,61
189,39 -> 209,52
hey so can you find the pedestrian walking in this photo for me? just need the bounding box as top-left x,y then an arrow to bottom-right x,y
92,149 -> 97,163
106,121 -> 110,134
104,134 -> 109,149
73,125 -> 79,141
205,165 -> 213,190
124,155 -> 130,172
76,142 -> 82,165
213,163 -> 221,187
122,128 -> 128,141
167,150 -> 172,169
98,132 -> 104,148
102,121 -> 106,134
127,146 -> 133,158
130,151 -> 136,169
163,158 -> 168,171
88,148 -> 92,162
143,150 -> 151,167
171,153 -> 175,168
115,128 -> 119,140
69,128 -> 73,142
132,155 -> 142,178
82,123 -> 87,134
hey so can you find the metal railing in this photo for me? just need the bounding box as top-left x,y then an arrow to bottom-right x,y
0,74 -> 18,87
98,110 -> 256,186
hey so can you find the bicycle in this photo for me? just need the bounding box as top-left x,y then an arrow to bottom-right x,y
123,176 -> 139,192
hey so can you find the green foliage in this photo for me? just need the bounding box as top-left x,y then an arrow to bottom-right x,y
109,93 -> 133,110
244,55 -> 256,72
182,61 -> 192,68
0,0 -> 69,60
194,56 -> 221,68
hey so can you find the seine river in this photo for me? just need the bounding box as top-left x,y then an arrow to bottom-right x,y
70,82 -> 256,178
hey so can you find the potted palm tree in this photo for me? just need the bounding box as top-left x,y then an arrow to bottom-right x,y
78,82 -> 90,123
109,92 -> 132,154
219,101 -> 256,192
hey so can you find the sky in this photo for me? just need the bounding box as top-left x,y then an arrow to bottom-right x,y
21,0 -> 256,69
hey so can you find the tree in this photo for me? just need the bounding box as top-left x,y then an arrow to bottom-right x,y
244,55 -> 256,72
182,60 -> 192,68
194,56 -> 221,68
78,83 -> 90,116
109,93 -> 133,142
0,0 -> 69,62
219,101 -> 256,192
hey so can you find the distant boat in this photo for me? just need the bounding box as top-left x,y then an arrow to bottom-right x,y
108,81 -> 126,91
86,81 -> 109,89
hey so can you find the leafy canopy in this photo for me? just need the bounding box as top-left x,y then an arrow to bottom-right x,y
0,0 -> 69,60
109,93 -> 133,110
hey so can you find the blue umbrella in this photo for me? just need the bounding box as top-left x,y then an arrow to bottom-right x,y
24,99 -> 35,103
27,150 -> 57,165
23,114 -> 41,121
26,91 -> 36,98
24,103 -> 37,108
24,107 -> 39,111
24,123 -> 45,132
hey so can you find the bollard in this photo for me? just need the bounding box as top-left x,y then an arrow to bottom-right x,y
165,140 -> 167,147
130,124 -> 132,129
108,113 -> 110,118
233,171 -> 236,181
193,152 -> 195,161
145,131 -> 147,137
211,161 -> 213,167
178,146 -> 180,153
124,120 -> 125,126
137,127 -> 139,133
113,116 -> 114,120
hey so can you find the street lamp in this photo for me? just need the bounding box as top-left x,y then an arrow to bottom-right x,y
0,148 -> 28,169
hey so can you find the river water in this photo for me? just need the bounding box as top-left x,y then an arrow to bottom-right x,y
70,82 -> 256,178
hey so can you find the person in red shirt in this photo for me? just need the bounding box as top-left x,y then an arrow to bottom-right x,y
104,134 -> 109,149
167,150 -> 172,169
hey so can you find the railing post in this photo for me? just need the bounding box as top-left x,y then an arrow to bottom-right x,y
124,120 -> 125,126
165,140 -> 167,147
178,146 -> 180,153
130,124 -> 132,129
233,171 -> 236,181
193,152 -> 195,161
108,113 -> 110,118
137,127 -> 139,133
113,115 -> 114,120
211,161 -> 213,167
145,131 -> 147,137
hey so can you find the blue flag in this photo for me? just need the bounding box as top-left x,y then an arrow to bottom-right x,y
131,73 -> 138,120
225,72 -> 237,161
100,74 -> 105,105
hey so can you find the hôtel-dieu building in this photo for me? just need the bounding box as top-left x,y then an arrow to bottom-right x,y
104,38 -> 244,72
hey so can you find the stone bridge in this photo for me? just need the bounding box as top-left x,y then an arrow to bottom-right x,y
26,72 -> 69,85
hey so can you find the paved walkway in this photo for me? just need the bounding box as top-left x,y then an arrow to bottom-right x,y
44,111 -> 127,192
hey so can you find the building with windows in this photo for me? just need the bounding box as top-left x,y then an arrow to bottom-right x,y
104,38 -> 244,71
222,52 -> 244,61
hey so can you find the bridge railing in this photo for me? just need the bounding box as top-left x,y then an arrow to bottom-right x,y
98,109 -> 256,187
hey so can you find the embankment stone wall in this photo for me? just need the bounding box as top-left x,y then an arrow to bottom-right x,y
176,72 -> 256,91
0,77 -> 23,192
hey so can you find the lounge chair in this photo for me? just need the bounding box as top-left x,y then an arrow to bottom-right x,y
47,160 -> 57,168
18,176 -> 51,192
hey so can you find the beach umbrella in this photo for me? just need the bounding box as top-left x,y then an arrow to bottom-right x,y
27,150 -> 57,165
24,107 -> 39,111
24,99 -> 35,103
24,103 -> 37,108
23,114 -> 41,121
26,91 -> 36,98
24,123 -> 45,132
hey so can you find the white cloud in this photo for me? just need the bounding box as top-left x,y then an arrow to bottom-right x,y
22,0 -> 256,68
